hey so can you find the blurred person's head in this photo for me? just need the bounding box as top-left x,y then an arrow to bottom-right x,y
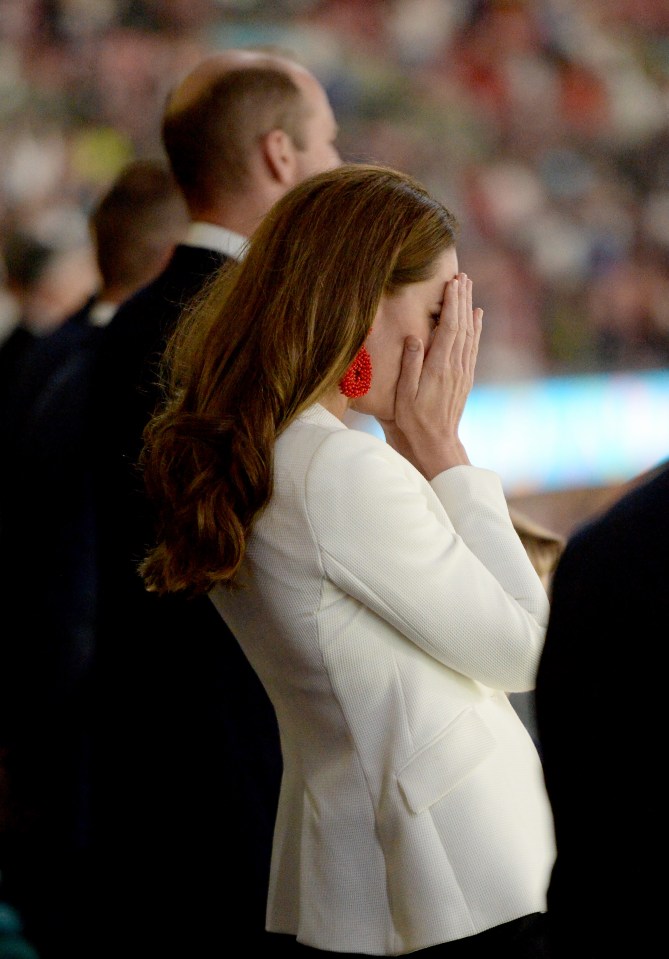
2,230 -> 97,336
90,158 -> 188,303
3,232 -> 53,297
140,163 -> 459,593
161,48 -> 340,234
509,507 -> 564,593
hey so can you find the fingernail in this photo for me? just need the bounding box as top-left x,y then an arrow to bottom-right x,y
406,337 -> 420,351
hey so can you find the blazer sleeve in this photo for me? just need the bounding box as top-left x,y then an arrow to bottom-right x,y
303,429 -> 549,692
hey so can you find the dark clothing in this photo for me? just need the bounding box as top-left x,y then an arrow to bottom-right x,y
0,299 -> 96,447
88,244 -> 284,957
0,324 -> 37,447
0,294 -> 103,751
288,914 -> 549,959
535,460 -> 669,959
0,297 -> 105,959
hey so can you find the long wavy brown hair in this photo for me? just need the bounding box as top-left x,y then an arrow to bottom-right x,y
140,164 -> 459,595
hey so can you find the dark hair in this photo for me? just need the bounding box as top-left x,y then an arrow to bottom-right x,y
2,232 -> 54,289
91,159 -> 187,290
162,66 -> 307,207
140,164 -> 459,595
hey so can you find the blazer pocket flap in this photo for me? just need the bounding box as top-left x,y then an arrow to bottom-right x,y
397,709 -> 496,814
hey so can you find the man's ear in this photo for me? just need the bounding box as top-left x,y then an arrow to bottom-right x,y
261,128 -> 299,186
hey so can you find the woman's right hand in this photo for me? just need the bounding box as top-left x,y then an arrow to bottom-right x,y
381,273 -> 483,479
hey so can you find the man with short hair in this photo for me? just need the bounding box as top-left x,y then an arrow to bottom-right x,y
90,49 -> 341,958
162,49 -> 340,231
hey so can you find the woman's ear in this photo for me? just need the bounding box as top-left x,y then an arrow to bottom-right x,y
261,128 -> 299,186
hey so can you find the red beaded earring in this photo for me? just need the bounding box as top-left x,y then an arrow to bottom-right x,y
339,344 -> 372,398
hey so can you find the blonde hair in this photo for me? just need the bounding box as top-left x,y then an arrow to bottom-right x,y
509,507 -> 564,592
140,164 -> 459,595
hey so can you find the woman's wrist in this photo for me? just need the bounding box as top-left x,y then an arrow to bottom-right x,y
420,440 -> 471,480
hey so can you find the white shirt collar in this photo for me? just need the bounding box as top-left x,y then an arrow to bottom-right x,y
183,222 -> 249,260
88,299 -> 118,327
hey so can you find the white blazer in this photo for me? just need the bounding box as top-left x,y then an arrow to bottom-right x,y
210,403 -> 555,956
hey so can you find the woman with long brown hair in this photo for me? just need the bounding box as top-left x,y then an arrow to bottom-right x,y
140,164 -> 554,958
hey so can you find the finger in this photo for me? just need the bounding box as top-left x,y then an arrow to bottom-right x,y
461,275 -> 474,369
449,273 -> 470,369
464,306 -> 483,383
394,335 -> 424,405
423,277 -> 459,371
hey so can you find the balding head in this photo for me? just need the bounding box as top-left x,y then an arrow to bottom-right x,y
167,49 -> 296,115
161,49 -> 339,227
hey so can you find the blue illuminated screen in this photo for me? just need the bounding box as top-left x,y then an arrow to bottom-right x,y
348,370 -> 669,495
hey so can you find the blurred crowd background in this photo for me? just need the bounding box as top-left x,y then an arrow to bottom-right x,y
2,0 -> 669,380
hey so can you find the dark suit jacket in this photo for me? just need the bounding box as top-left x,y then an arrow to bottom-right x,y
89,244 -> 284,957
535,460 -> 669,958
1,299 -> 101,719
0,297 -> 108,959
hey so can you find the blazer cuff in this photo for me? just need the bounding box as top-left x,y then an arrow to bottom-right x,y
430,465 -> 509,526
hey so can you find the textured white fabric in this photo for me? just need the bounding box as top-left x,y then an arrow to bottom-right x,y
209,403 -> 555,955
